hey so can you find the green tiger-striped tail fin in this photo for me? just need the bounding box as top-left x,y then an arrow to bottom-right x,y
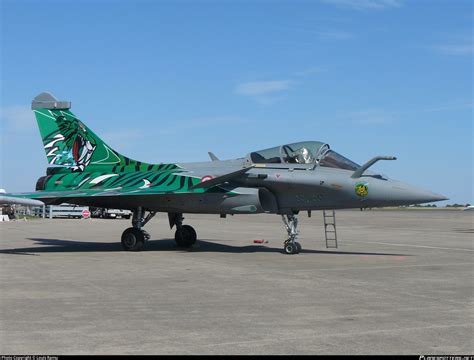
32,92 -> 177,173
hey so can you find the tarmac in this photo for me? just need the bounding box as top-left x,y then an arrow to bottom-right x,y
0,209 -> 472,355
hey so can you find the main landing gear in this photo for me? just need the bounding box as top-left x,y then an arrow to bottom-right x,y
281,214 -> 302,254
121,207 -> 155,251
169,213 -> 197,248
120,209 -> 198,251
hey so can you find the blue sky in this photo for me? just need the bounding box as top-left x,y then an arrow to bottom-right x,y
1,0 -> 472,204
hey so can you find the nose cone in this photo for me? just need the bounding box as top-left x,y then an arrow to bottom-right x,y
367,179 -> 448,206
398,185 -> 448,204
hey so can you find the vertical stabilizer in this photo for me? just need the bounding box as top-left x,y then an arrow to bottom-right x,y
31,92 -> 174,173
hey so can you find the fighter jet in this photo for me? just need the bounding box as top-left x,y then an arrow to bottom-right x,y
6,92 -> 447,254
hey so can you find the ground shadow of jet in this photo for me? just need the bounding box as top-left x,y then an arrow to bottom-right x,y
0,237 -> 410,257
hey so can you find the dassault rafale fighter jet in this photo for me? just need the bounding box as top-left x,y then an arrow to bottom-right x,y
7,93 -> 447,254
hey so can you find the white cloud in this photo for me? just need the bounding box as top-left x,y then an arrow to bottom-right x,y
1,105 -> 36,132
434,44 -> 473,56
235,80 -> 293,96
234,80 -> 294,105
321,0 -> 402,10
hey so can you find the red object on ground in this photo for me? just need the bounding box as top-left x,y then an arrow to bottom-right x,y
253,239 -> 266,244
82,209 -> 91,218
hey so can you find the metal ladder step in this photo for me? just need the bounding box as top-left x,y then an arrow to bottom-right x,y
323,210 -> 338,248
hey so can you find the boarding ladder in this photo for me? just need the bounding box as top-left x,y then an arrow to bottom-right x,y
323,210 -> 338,248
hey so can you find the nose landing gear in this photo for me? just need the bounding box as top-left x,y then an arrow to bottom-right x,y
282,214 -> 301,254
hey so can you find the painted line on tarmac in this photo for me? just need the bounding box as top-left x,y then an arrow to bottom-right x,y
346,241 -> 474,252
289,262 -> 473,272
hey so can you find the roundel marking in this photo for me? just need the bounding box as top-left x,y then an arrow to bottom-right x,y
201,175 -> 214,183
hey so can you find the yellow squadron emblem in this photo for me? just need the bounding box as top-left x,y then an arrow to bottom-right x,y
355,182 -> 369,197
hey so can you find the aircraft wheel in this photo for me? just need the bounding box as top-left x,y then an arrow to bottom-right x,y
284,242 -> 298,255
295,242 -> 302,253
121,227 -> 145,251
142,230 -> 151,241
175,225 -> 197,247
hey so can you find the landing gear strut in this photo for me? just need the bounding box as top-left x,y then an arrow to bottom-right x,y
169,213 -> 197,248
281,214 -> 301,254
121,207 -> 155,251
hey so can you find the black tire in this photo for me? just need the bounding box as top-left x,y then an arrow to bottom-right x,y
175,225 -> 197,247
295,242 -> 302,253
284,242 -> 297,255
121,227 -> 145,251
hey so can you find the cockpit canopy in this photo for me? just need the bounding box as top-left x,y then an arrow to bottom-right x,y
249,141 -> 360,171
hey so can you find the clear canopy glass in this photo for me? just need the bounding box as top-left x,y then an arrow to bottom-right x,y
249,141 -> 360,171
